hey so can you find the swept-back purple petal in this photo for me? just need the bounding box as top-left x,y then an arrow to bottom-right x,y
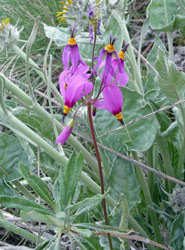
112,60 -> 129,86
56,126 -> 72,145
70,45 -> 80,72
103,85 -> 123,115
113,51 -> 122,72
93,48 -> 105,71
103,53 -> 113,82
73,63 -> 89,77
64,76 -> 93,107
93,99 -> 105,109
59,69 -> 70,96
62,45 -> 70,69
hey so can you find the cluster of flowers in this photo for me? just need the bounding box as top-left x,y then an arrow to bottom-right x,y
56,27 -> 129,145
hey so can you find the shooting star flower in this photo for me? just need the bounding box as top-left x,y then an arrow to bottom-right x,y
59,64 -> 93,119
56,119 -> 74,145
94,84 -> 124,125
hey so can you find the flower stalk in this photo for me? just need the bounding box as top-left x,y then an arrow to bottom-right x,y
88,105 -> 113,250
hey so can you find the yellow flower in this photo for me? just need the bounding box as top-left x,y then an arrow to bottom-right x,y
57,0 -> 73,23
0,18 -> 10,32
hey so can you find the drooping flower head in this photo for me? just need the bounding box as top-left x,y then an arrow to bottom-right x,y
93,35 -> 122,84
62,27 -> 85,72
59,64 -> 93,119
88,1 -> 101,43
98,42 -> 130,86
56,118 -> 74,145
94,84 -> 124,125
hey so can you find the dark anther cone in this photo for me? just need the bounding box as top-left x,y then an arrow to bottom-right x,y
119,119 -> 124,126
62,113 -> 67,124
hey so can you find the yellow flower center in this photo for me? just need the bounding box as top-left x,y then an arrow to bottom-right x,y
105,44 -> 115,53
68,37 -> 77,45
118,50 -> 125,60
63,105 -> 72,114
114,112 -> 122,120
0,18 -> 10,32
64,82 -> 67,89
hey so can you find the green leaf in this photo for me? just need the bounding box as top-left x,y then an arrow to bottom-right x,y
64,151 -> 83,206
43,23 -> 69,46
103,14 -> 123,52
65,192 -> 107,216
0,218 -> 43,243
0,133 -> 32,182
147,0 -> 185,31
145,37 -> 167,92
13,107 -> 55,143
99,195 -> 129,250
20,210 -> 56,225
155,49 -> 185,103
0,196 -> 53,215
19,163 -> 55,209
122,88 -> 159,151
0,178 -> 14,196
107,157 -> 141,210
94,88 -> 159,152
72,227 -> 92,238
40,152 -> 60,179
35,240 -> 51,250
170,214 -> 184,250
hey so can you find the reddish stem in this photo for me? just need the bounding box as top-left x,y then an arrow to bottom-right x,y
87,105 -> 113,250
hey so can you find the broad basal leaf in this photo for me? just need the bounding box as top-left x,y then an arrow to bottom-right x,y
107,157 -> 141,210
155,49 -> 185,103
94,88 -> 159,152
147,0 -> 185,31
0,133 -> 32,182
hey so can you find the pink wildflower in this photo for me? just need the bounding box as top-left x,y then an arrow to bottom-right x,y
59,64 -> 93,117
56,119 -> 74,145
94,84 -> 124,125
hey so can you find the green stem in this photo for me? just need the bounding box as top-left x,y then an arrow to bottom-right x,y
26,16 -> 40,103
132,151 -> 162,244
0,218 -> 44,244
0,109 -> 101,200
0,73 -> 100,180
0,165 -> 35,201
166,31 -> 174,62
12,44 -> 64,106
176,104 -> 185,178
0,78 -> 155,247
156,135 -> 174,191
146,147 -> 154,197
121,21 -> 144,95
0,109 -> 154,249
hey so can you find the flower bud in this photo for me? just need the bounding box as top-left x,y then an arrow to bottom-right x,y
56,119 -> 75,145
0,18 -> 22,52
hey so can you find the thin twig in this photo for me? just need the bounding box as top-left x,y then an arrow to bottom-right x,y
96,97 -> 185,138
133,46 -> 158,74
73,130 -> 185,187
93,232 -> 170,250
176,0 -> 185,14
